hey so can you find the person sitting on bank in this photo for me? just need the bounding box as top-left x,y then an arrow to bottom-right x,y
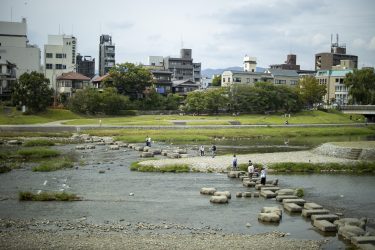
248,160 -> 254,179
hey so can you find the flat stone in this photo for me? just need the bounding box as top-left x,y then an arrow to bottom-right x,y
261,206 -> 282,217
338,225 -> 366,240
210,195 -> 228,204
351,236 -> 375,245
334,218 -> 367,230
352,243 -> 375,250
258,212 -> 281,223
227,171 -> 246,178
284,203 -> 302,213
75,145 -> 85,150
276,195 -> 298,202
243,180 -> 256,187
214,191 -> 231,199
167,153 -> 180,158
304,202 -> 323,210
260,190 -> 276,199
134,146 -> 144,151
200,187 -> 216,195
282,198 -> 306,206
140,152 -> 153,158
174,149 -> 187,154
150,149 -> 161,155
109,145 -> 119,150
260,186 -> 280,192
143,146 -> 151,152
276,189 -> 295,196
313,219 -> 337,232
253,192 -> 259,198
86,145 -> 95,149
311,214 -> 339,223
236,192 -> 242,198
242,192 -> 252,198
302,209 -> 330,218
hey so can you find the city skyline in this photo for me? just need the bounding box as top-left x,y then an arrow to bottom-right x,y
0,0 -> 374,70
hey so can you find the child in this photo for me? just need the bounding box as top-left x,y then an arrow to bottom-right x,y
232,154 -> 238,170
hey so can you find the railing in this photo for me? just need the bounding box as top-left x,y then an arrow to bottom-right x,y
340,105 -> 375,111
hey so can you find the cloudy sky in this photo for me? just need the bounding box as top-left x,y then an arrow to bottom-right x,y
1,0 -> 374,70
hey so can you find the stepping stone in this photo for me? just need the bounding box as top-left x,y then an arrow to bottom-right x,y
351,236 -> 375,245
253,192 -> 259,198
210,195 -> 228,204
236,192 -> 242,198
140,152 -> 153,158
284,203 -> 302,213
338,225 -> 366,240
302,209 -> 330,218
243,181 -> 256,187
311,214 -> 339,223
276,189 -> 295,196
282,198 -> 306,206
258,212 -> 281,223
260,190 -> 276,199
255,184 -> 276,190
214,191 -> 231,199
200,187 -> 216,195
261,206 -> 282,216
304,202 -> 323,210
242,192 -> 252,198
313,219 -> 337,232
276,195 -> 298,202
261,186 -> 280,192
109,145 -> 119,150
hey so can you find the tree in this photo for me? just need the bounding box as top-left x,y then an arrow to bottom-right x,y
101,87 -> 130,115
297,76 -> 327,107
345,68 -> 375,105
204,88 -> 229,114
12,71 -> 53,113
211,75 -> 221,87
104,63 -> 154,100
184,91 -> 206,114
165,93 -> 182,110
69,88 -> 102,115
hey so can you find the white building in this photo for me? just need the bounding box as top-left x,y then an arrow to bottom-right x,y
221,70 -> 273,87
0,18 -> 41,77
243,56 -> 257,72
44,34 -> 77,89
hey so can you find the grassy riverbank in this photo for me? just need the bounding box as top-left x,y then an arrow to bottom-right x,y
268,162 -> 375,174
19,191 -> 80,201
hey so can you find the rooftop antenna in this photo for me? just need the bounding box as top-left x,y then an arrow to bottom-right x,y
336,33 -> 339,44
331,33 -> 333,45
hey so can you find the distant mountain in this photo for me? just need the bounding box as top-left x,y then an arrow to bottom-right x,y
201,67 -> 266,78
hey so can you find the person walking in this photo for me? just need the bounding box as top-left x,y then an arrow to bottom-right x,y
260,167 -> 267,185
200,145 -> 205,156
211,145 -> 217,158
248,160 -> 254,179
232,154 -> 238,170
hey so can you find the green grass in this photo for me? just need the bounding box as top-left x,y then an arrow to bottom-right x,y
130,162 -> 190,173
0,131 -> 71,138
24,139 -> 55,147
83,125 -> 375,143
19,191 -> 80,201
16,147 -> 60,158
269,162 -> 375,174
32,158 -> 74,172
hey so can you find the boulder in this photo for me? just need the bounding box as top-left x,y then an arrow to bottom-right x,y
109,145 -> 119,150
227,171 -> 246,178
282,198 -> 306,206
276,195 -> 298,202
260,190 -> 276,199
200,187 -> 216,195
214,191 -> 231,199
276,189 -> 295,196
261,206 -> 282,217
258,212 -> 281,223
334,218 -> 367,230
75,145 -> 85,150
284,203 -> 302,213
96,141 -> 106,146
338,225 -> 366,240
141,152 -> 153,158
210,195 -> 228,204
304,202 -> 323,210
134,146 -> 144,151
302,209 -> 330,218
313,219 -> 337,232
118,143 -> 128,148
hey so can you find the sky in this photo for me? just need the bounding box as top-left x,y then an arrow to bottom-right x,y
1,0 -> 375,70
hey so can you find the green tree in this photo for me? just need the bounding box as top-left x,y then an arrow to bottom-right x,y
297,76 -> 327,107
104,63 -> 154,100
165,93 -> 182,110
211,75 -> 221,87
345,68 -> 375,105
69,88 -> 102,115
101,87 -> 130,115
184,91 -> 206,114
204,88 -> 229,114
12,71 -> 53,113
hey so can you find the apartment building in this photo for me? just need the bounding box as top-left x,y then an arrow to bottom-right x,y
0,18 -> 41,77
99,35 -> 115,76
0,60 -> 16,100
221,71 -> 273,87
76,54 -> 95,79
44,34 -> 77,89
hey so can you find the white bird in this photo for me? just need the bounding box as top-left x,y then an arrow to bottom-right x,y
43,180 -> 48,186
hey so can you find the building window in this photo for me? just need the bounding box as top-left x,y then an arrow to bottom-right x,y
223,78 -> 225,83
46,53 -> 53,58
46,64 -> 53,69
56,53 -> 66,58
246,78 -> 250,83
55,64 -> 66,69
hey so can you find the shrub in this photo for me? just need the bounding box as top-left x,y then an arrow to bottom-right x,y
16,147 -> 60,158
24,139 -> 55,147
130,162 -> 190,173
295,188 -> 304,197
32,159 -> 73,172
0,165 -> 11,174
19,191 -> 80,201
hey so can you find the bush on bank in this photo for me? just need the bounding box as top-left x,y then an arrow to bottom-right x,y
19,191 -> 80,201
130,162 -> 190,173
269,162 -> 375,174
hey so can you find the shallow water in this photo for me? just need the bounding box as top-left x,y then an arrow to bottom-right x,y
0,141 -> 374,249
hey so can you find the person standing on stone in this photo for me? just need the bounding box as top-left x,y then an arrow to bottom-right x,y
248,160 -> 254,179
200,145 -> 205,156
260,167 -> 267,185
211,145 -> 217,158
148,136 -> 152,147
232,154 -> 238,170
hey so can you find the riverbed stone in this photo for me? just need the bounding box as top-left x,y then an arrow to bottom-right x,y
334,218 -> 367,230
86,145 -> 96,149
313,219 -> 337,232
243,180 -> 256,187
150,149 -> 161,155
276,195 -> 298,202
143,146 -> 151,152
236,192 -> 242,198
283,203 -> 302,213
260,190 -> 276,199
282,198 -> 306,206
140,152 -> 153,158
242,192 -> 252,198
96,141 -> 106,146
302,209 -> 330,218
311,214 -> 339,223
253,191 -> 259,198
304,202 -> 323,210
351,236 -> 375,246
200,187 -> 217,195
258,212 -> 281,223
261,207 -> 282,217
167,153 -> 180,159
261,186 -> 280,192
214,191 -> 231,199
338,225 -> 366,240
227,171 -> 246,178
109,145 -> 120,150
276,189 -> 295,196
174,149 -> 187,154
134,146 -> 144,151
255,184 -> 276,190
75,145 -> 85,150
8,139 -> 22,145
210,195 -> 228,204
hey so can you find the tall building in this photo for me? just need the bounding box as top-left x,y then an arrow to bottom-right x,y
315,35 -> 358,70
76,54 -> 95,79
243,56 -> 257,72
0,60 -> 16,100
99,35 -> 115,76
0,18 -> 41,77
44,34 -> 77,89
270,54 -> 300,70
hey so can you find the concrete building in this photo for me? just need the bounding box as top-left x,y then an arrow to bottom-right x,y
44,34 -> 77,90
0,18 -> 41,77
221,70 -> 273,87
56,71 -> 91,97
76,54 -> 95,79
150,48 -> 201,84
0,60 -> 16,100
270,54 -> 300,70
315,69 -> 352,105
99,35 -> 115,76
265,69 -> 299,86
315,35 -> 358,70
172,79 -> 200,95
150,69 -> 173,95
243,56 -> 257,72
